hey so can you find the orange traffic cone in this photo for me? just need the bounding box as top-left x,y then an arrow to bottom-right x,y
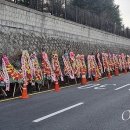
20,83 -> 29,99
108,72 -> 112,79
54,81 -> 60,92
114,68 -> 119,76
94,73 -> 98,82
124,69 -> 127,74
81,74 -> 87,85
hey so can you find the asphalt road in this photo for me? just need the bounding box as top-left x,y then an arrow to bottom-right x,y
1,73 -> 130,130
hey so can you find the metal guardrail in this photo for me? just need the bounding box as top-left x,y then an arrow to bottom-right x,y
5,0 -> 130,39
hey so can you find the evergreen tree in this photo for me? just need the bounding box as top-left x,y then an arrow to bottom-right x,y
71,0 -> 122,26
17,0 -> 29,6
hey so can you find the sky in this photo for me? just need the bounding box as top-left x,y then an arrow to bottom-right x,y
115,0 -> 130,27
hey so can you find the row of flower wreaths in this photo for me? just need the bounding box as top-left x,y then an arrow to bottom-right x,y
0,50 -> 129,91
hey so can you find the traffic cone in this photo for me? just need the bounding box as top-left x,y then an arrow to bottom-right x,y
114,68 -> 119,76
94,73 -> 98,82
124,69 -> 127,74
20,83 -> 29,99
108,72 -> 112,79
81,73 -> 87,85
54,81 -> 60,92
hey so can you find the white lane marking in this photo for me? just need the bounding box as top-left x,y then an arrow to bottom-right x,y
32,102 -> 84,123
78,84 -> 93,89
87,84 -> 100,88
78,84 -> 100,89
122,110 -> 130,121
115,84 -> 130,91
94,84 -> 116,90
94,87 -> 106,90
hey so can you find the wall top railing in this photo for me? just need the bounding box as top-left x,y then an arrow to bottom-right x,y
4,0 -> 130,39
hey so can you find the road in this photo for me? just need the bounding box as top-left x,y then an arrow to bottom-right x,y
1,73 -> 130,130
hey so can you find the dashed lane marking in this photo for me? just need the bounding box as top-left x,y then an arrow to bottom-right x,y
115,84 -> 130,91
33,102 -> 84,123
78,84 -> 100,89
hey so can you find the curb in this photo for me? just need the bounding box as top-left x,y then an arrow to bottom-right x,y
0,72 -> 128,103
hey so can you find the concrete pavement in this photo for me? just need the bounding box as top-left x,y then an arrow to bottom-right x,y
0,73 -> 130,130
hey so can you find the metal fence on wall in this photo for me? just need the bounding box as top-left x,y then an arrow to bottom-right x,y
5,0 -> 130,39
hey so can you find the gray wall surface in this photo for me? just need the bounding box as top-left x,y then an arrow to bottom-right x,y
0,0 -> 130,66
